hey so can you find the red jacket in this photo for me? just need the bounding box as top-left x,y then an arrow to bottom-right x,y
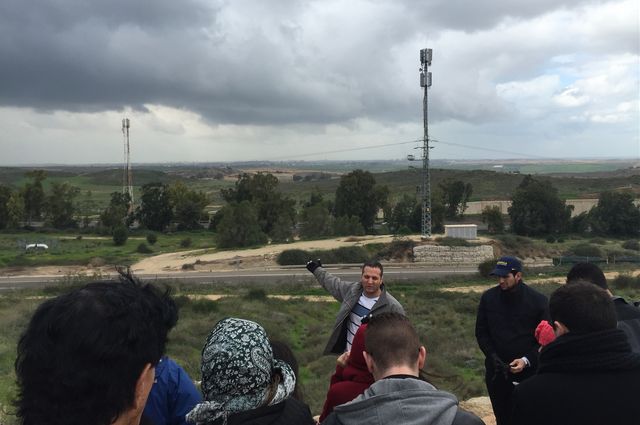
319,324 -> 374,422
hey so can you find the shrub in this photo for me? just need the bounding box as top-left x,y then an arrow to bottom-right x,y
545,235 -> 556,243
435,237 -> 471,247
245,288 -> 267,300
376,239 -> 416,261
181,263 -> 195,270
112,225 -> 128,246
622,240 -> 640,251
180,237 -> 192,248
146,232 -> 158,245
589,237 -> 607,245
478,259 -> 496,278
611,274 -> 640,290
277,249 -> 311,266
496,234 -> 532,250
190,298 -> 219,314
332,246 -> 369,264
568,243 -> 603,258
136,242 -> 153,254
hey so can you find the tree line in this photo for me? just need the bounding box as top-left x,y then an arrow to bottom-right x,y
0,170 -> 638,249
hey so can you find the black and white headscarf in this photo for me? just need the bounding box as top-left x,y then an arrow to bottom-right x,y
186,318 -> 296,425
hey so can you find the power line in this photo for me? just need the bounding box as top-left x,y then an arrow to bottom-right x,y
263,139 -> 422,161
431,139 -> 550,160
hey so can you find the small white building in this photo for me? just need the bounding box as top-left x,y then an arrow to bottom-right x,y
444,224 -> 478,240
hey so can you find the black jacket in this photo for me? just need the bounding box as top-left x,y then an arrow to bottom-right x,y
511,328 -> 640,425
614,296 -> 640,354
475,282 -> 548,374
212,398 -> 315,425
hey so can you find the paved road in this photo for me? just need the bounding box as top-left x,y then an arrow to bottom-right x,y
0,265 -> 478,291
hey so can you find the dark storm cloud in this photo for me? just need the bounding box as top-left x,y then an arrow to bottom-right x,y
0,0 -> 635,127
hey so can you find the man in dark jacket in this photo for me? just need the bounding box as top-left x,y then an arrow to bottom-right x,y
306,259 -> 405,355
322,312 -> 484,425
475,256 -> 548,425
566,262 -> 640,353
511,282 -> 640,425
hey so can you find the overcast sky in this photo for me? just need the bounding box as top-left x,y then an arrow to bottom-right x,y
0,0 -> 638,165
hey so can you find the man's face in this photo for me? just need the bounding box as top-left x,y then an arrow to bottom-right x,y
361,266 -> 383,298
498,272 -> 521,291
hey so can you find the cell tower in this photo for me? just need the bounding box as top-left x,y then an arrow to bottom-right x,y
121,118 -> 134,212
419,48 -> 433,239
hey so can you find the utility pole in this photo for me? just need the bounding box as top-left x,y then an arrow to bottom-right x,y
419,48 -> 433,238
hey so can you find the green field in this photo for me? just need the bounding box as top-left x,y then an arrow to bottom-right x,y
0,230 -> 216,268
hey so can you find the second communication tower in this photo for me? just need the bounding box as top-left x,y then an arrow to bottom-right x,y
122,118 -> 134,212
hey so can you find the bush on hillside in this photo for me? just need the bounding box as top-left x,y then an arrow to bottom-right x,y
112,225 -> 128,246
376,238 -> 415,261
545,235 -> 556,243
567,243 -> 603,258
495,234 -> 532,250
146,232 -> 158,245
622,240 -> 640,251
136,242 -> 153,254
180,237 -> 192,248
589,237 -> 607,245
277,249 -> 311,266
331,246 -> 369,264
478,259 -> 496,278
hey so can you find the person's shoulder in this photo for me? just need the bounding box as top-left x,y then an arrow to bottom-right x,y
452,407 -> 486,425
614,298 -> 640,320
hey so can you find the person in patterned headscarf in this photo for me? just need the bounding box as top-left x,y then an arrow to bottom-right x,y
186,318 -> 315,425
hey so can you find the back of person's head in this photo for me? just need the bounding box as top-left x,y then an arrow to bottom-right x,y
362,260 -> 383,277
270,340 -> 303,401
550,281 -> 616,334
187,318 -> 296,424
566,262 -> 608,290
365,313 -> 419,371
15,272 -> 178,425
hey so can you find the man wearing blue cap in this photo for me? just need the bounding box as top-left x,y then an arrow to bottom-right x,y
475,256 -> 549,425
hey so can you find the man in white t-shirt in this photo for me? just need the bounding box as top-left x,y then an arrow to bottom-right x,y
306,259 -> 405,354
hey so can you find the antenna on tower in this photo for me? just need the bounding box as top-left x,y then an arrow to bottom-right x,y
121,118 -> 134,213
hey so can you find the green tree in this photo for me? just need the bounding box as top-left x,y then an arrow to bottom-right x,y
589,191 -> 640,237
100,192 -> 133,230
22,170 -> 46,224
334,170 -> 388,232
221,173 -> 295,240
45,182 -> 80,228
137,183 -> 173,231
440,179 -> 473,219
481,205 -> 505,234
6,192 -> 24,229
168,181 -> 208,230
333,216 -> 365,236
216,201 -> 268,248
389,195 -> 418,234
300,204 -> 333,239
508,175 -> 572,236
0,185 -> 12,229
112,225 -> 128,246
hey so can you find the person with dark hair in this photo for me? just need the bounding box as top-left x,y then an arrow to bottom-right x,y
143,356 -> 202,425
319,324 -> 374,422
475,256 -> 548,425
270,340 -> 304,402
15,273 -> 178,425
566,262 -> 640,353
511,282 -> 640,425
186,318 -> 314,425
321,312 -> 484,425
305,259 -> 404,355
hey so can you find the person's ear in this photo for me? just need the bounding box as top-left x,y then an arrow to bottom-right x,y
417,346 -> 427,369
133,363 -> 155,411
515,272 -> 523,282
363,351 -> 375,375
553,321 -> 569,337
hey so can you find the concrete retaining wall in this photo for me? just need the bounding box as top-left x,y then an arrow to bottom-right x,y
413,244 -> 494,265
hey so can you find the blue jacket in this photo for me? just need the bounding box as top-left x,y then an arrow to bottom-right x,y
144,356 -> 202,425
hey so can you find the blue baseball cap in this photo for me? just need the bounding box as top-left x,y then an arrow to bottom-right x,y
490,256 -> 522,276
